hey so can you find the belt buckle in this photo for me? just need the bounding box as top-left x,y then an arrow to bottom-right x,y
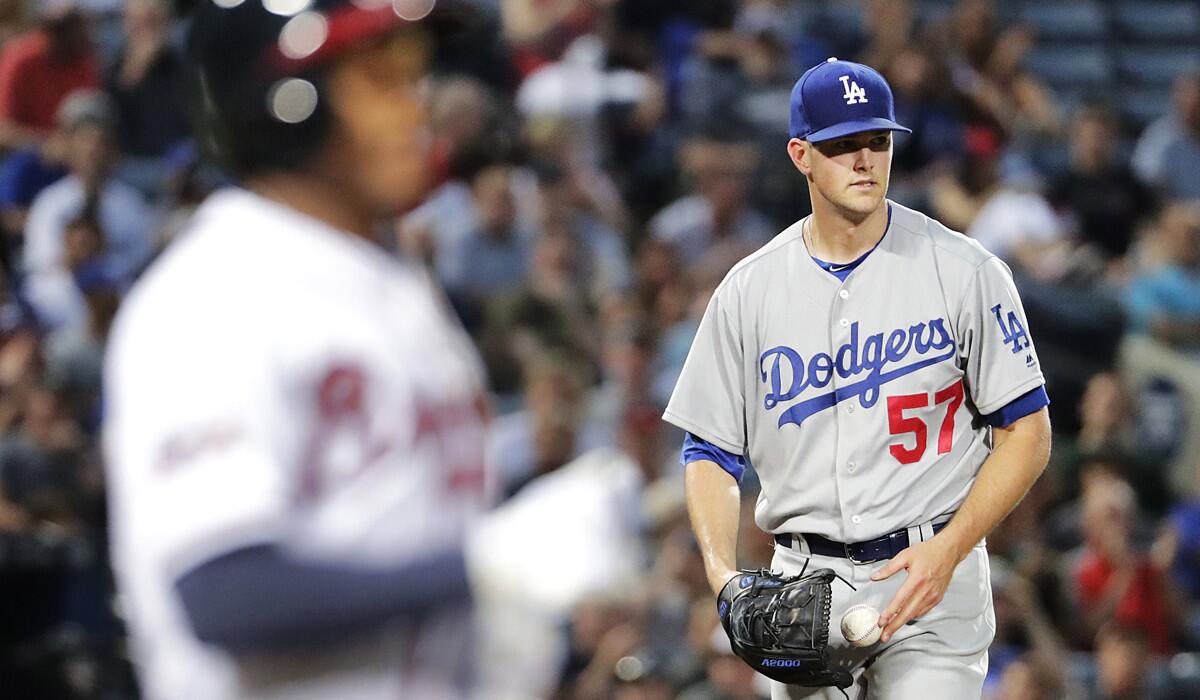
844,541 -> 876,565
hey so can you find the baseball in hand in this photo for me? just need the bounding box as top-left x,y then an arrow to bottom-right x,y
840,604 -> 882,647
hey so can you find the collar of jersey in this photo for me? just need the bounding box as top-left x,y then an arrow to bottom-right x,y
214,186 -> 400,273
809,204 -> 892,276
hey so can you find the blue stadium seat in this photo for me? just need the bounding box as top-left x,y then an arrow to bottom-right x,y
1019,2 -> 1108,42
1117,47 -> 1200,86
818,0 -> 866,35
1025,45 -> 1115,89
916,0 -> 957,27
1114,1 -> 1200,42
1119,85 -> 1174,127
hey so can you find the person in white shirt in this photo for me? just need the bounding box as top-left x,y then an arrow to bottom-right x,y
22,89 -> 154,330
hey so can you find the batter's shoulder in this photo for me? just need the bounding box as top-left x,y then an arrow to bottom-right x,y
114,193 -> 281,350
887,201 -> 995,270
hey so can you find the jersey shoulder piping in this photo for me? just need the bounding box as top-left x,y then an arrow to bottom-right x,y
713,219 -> 808,292
888,204 -> 995,269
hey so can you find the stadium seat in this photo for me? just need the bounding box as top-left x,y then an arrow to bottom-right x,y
1024,45 -> 1114,89
1117,47 -> 1200,86
1019,2 -> 1108,42
1118,85 -> 1174,127
916,0 -> 957,27
1113,1 -> 1200,43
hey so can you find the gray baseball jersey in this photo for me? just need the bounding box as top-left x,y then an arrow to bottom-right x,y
664,201 -> 1045,541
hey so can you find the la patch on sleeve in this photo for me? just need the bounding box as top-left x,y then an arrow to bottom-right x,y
990,303 -> 1034,367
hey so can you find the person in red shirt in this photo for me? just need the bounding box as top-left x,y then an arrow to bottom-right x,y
1073,474 -> 1177,654
0,2 -> 99,149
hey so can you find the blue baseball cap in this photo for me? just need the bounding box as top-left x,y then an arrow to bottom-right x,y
789,58 -> 911,142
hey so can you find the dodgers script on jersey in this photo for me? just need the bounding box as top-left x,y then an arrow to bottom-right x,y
664,202 -> 1044,542
104,189 -> 489,700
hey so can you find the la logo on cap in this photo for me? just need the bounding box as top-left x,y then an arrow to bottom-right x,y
839,75 -> 868,105
787,57 -> 911,141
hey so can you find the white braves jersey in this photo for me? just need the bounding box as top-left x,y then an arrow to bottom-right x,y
664,202 -> 1044,541
104,188 -> 489,700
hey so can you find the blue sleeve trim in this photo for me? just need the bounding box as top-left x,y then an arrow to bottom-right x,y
682,432 -> 746,481
983,385 -> 1050,428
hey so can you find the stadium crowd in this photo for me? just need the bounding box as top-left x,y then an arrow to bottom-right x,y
1,0 -> 1199,698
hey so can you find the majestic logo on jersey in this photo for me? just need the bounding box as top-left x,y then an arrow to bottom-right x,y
839,75 -> 868,105
990,303 -> 1030,354
759,318 -> 955,428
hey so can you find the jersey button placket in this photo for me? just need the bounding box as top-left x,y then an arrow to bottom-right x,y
830,294 -> 860,540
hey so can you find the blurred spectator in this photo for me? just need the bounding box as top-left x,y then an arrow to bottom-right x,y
0,104 -> 70,271
525,114 -> 633,238
1072,476 -> 1177,654
885,45 -> 966,192
932,127 -> 1065,279
106,0 -> 184,157
105,0 -> 188,195
516,33 -> 658,152
986,653 -> 1061,700
1133,72 -> 1200,203
153,141 -> 220,252
430,162 -> 535,303
1049,104 -> 1157,264
398,145 -> 535,292
649,135 -> 771,268
1120,204 -> 1200,493
501,0 -> 604,76
677,624 -> 762,700
0,1 -> 99,149
487,354 -> 588,497
1046,373 -> 1170,512
471,417 -> 654,699
451,163 -> 532,300
937,0 -> 1060,144
43,213 -> 118,434
674,9 -> 789,131
480,233 -> 599,396
535,161 -> 630,303
559,596 -> 647,700
669,5 -> 800,224
1165,460 -> 1200,609
587,320 -> 659,447
1125,203 -> 1200,357
1072,373 -> 1137,466
425,77 -> 497,188
986,569 -> 1069,697
20,89 -> 153,331
0,379 -> 87,528
0,0 -> 31,48
1089,622 -> 1171,700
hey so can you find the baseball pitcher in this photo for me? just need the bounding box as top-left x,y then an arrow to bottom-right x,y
665,58 -> 1052,699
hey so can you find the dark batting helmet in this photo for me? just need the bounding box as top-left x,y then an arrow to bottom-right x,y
186,0 -> 469,177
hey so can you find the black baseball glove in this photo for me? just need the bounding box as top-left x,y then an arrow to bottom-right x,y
717,568 -> 852,689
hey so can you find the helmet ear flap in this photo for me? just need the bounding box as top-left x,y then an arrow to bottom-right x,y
184,0 -> 338,179
186,58 -> 333,179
